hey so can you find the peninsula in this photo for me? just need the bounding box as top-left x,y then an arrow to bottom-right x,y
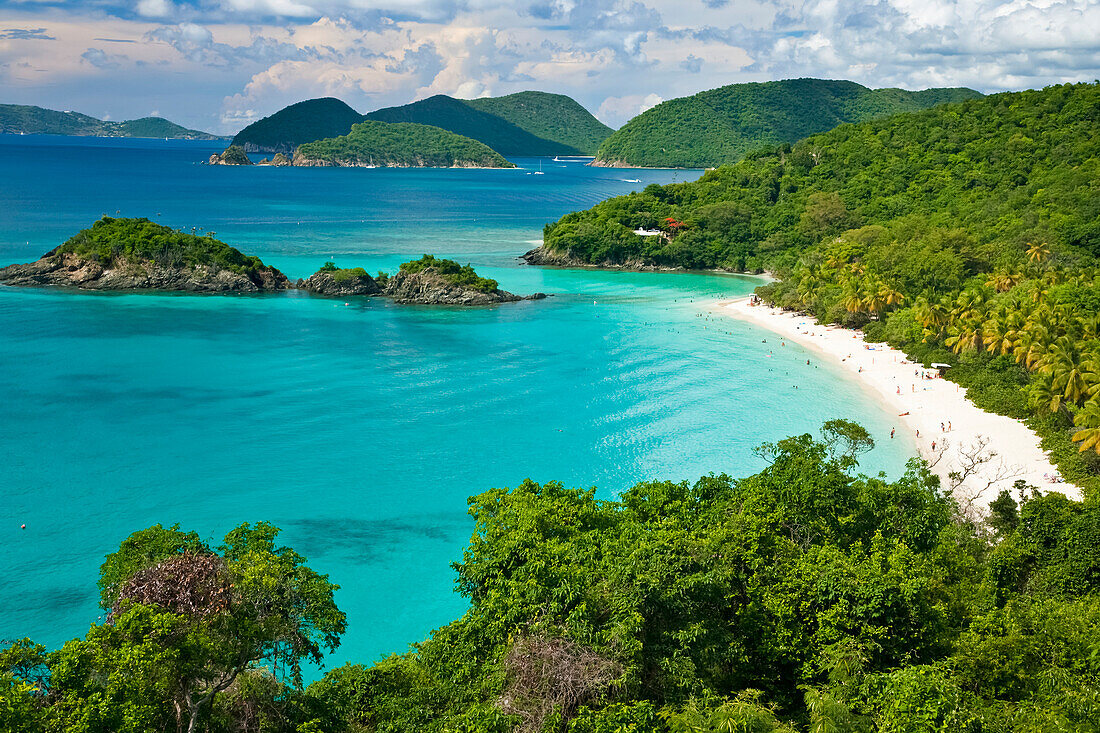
0,217 -> 289,292
534,81 -> 1100,498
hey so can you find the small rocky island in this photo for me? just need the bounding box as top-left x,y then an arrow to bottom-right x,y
208,145 -> 252,166
300,255 -> 546,305
0,217 -> 289,292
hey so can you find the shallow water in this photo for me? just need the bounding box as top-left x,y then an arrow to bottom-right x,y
0,135 -> 916,673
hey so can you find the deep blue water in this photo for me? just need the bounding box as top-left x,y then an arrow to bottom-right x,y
0,135 -> 916,674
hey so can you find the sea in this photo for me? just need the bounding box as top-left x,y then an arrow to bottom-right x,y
0,135 -> 916,675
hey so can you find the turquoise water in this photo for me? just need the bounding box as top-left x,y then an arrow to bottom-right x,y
0,135 -> 916,673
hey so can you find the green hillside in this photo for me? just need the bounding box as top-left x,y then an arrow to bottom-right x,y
463,91 -> 613,154
593,78 -> 983,168
230,98 -> 365,153
0,104 -> 219,139
366,92 -> 611,155
294,120 -> 514,168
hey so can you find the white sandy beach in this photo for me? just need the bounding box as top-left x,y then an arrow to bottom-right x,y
720,297 -> 1081,509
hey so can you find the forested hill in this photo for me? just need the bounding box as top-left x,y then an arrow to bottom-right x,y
546,82 -> 1096,273
365,92 -> 612,155
293,120 -> 514,168
230,98 -> 365,153
463,91 -> 614,154
0,104 -> 220,139
592,78 -> 982,168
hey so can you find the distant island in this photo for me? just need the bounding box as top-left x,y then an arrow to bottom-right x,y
292,121 -> 515,168
0,217 -> 289,292
592,78 -> 983,168
365,91 -> 613,156
0,104 -> 221,140
231,91 -> 612,157
301,255 -> 546,304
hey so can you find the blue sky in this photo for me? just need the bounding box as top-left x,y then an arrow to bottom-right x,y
1,0 -> 1097,134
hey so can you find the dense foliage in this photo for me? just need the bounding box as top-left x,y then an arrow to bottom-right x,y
398,254 -> 499,292
546,80 -> 1100,490
3,522 -> 344,732
8,425 -> 1097,731
592,78 -> 981,168
366,92 -> 611,156
296,120 -> 514,168
231,98 -> 366,153
57,216 -> 279,277
0,103 -> 219,139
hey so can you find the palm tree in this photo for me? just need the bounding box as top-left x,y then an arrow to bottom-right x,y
1072,400 -> 1100,454
986,270 -> 1022,292
1041,337 -> 1090,406
1027,241 -> 1051,264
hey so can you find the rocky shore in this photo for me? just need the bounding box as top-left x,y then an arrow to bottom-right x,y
0,251 -> 289,292
384,268 -> 544,305
522,245 -> 685,272
297,268 -> 382,296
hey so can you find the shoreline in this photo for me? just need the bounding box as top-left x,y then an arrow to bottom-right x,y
718,297 -> 1081,509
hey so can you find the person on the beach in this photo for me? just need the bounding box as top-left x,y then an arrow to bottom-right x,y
891,428 -> 895,439
897,387 -> 901,394
948,421 -> 952,431
941,422 -> 945,432
932,440 -> 937,451
916,429 -> 920,438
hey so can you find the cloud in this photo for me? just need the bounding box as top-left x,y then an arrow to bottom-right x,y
136,0 -> 175,19
81,48 -> 124,69
0,0 -> 1097,136
598,92 -> 662,126
0,28 -> 56,41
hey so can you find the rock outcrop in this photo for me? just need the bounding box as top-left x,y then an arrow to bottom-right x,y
0,251 -> 289,292
522,245 -> 694,272
383,269 -> 545,305
208,145 -> 252,166
257,153 -> 291,167
298,268 -> 382,296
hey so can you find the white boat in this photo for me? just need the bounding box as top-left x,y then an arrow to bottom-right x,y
623,178 -> 641,183
533,160 -> 545,175
363,155 -> 377,169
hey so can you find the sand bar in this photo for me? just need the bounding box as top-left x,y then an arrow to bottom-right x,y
719,297 -> 1081,508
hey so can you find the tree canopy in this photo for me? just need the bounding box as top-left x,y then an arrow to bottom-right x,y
592,79 -> 982,168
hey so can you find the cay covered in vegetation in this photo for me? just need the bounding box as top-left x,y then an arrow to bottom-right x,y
294,121 -> 515,168
0,216 -> 289,292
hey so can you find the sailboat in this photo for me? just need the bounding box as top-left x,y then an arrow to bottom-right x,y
533,159 -> 545,175
363,155 -> 377,169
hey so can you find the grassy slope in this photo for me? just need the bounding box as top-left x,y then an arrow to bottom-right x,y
593,78 -> 983,168
295,121 -> 515,168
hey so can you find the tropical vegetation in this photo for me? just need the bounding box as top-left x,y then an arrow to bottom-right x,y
57,216 -> 279,278
592,78 -> 981,168
4,423 -> 1098,731
397,254 -> 500,292
296,120 -> 514,168
543,82 -> 1100,484
0,104 -> 219,139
